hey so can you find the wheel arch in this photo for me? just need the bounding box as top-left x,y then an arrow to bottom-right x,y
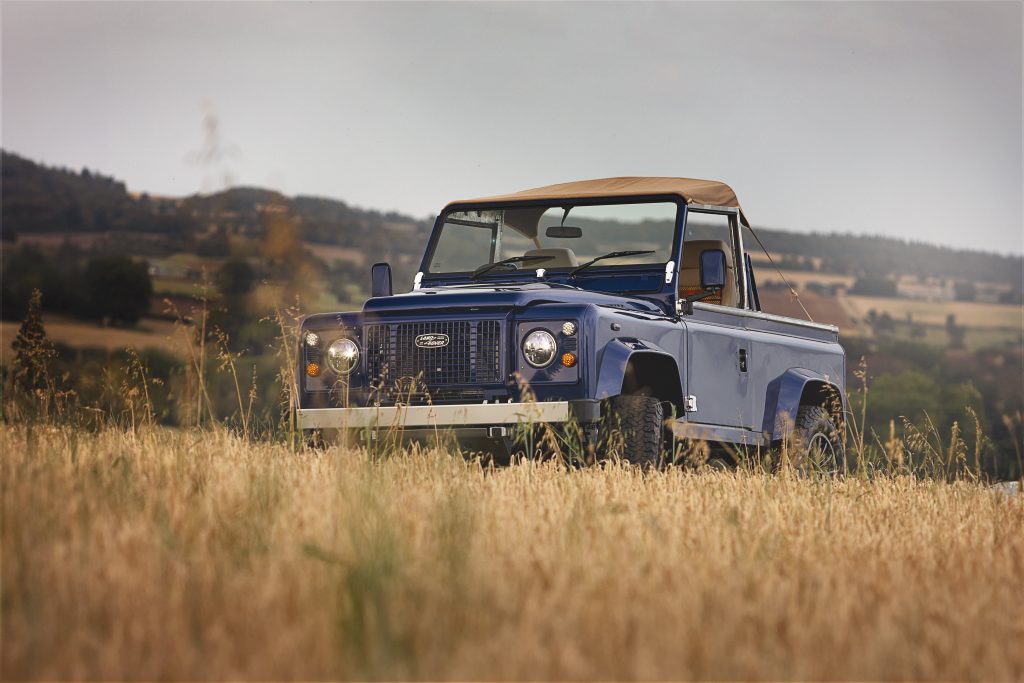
763,368 -> 846,443
596,340 -> 684,417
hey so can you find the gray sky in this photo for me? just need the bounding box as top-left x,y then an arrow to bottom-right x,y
2,1 -> 1021,254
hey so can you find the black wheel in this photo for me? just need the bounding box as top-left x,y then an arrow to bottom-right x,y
791,405 -> 845,475
604,395 -> 665,468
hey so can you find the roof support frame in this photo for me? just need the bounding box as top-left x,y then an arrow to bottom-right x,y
685,204 -> 750,310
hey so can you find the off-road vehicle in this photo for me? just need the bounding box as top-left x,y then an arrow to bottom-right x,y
297,177 -> 846,468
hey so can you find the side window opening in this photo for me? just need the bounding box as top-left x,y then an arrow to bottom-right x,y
681,211 -> 740,307
745,252 -> 762,311
429,219 -> 497,273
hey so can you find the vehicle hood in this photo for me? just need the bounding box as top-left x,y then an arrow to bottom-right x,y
362,282 -> 663,315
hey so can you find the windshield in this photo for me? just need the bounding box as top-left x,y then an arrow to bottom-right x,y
425,201 -> 678,277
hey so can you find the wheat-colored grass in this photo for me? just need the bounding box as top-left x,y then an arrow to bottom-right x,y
3,425 -> 1022,681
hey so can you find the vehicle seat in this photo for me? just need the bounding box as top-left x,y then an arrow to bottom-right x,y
524,248 -> 579,268
678,239 -> 738,307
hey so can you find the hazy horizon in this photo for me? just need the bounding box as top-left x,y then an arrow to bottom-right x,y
2,1 -> 1021,256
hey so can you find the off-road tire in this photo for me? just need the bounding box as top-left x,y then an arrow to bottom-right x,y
605,395 -> 665,468
791,405 -> 845,475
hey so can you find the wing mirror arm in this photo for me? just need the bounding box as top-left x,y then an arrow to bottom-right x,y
676,288 -> 721,316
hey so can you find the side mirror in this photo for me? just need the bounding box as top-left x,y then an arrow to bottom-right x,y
699,249 -> 726,291
677,249 -> 728,316
370,262 -> 392,298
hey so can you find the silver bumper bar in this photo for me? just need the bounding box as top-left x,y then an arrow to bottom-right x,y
297,401 -> 574,431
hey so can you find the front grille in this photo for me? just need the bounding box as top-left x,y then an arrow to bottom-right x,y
365,320 -> 503,399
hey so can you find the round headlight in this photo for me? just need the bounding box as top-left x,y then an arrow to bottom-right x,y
523,330 -> 557,368
326,338 -> 359,374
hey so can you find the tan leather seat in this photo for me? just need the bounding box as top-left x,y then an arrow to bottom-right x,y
524,248 -> 579,268
678,239 -> 738,307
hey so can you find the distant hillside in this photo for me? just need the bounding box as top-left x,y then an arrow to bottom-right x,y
1,151 -> 431,282
1,150 -> 192,238
2,150 -> 1020,287
744,228 -> 1021,286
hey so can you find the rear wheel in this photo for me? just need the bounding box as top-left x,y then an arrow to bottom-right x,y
791,405 -> 845,475
604,395 -> 665,468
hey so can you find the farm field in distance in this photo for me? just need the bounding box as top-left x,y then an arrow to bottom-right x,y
0,314 -> 184,364
842,295 -> 1022,330
752,274 -> 1022,350
3,425 -> 1023,681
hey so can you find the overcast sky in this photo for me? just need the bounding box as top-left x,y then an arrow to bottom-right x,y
2,1 -> 1021,254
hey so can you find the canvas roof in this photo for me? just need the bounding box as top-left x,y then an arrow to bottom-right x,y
446,176 -> 749,226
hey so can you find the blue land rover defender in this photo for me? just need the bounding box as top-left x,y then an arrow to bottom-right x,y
297,178 -> 846,468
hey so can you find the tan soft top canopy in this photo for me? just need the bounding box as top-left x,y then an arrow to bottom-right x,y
447,176 -> 749,226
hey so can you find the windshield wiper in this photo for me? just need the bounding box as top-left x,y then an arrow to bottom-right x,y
569,250 -> 655,277
470,254 -> 552,279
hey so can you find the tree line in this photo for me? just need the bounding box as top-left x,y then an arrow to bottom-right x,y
1,245 -> 152,324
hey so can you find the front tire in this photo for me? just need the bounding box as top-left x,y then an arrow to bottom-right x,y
605,395 -> 665,467
791,405 -> 845,475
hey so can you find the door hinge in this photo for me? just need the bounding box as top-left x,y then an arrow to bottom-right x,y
684,395 -> 698,413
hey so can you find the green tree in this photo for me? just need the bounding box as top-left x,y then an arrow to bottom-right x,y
945,314 -> 966,349
210,258 -> 258,350
83,256 -> 153,324
0,245 -> 84,320
953,281 -> 977,302
864,371 -> 944,435
850,276 -> 898,297
196,227 -> 231,257
216,258 -> 255,297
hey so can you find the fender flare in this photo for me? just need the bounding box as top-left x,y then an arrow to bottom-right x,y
762,368 -> 846,442
595,338 -> 682,401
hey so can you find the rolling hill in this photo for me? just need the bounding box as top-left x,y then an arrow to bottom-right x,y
4,150 -> 1020,291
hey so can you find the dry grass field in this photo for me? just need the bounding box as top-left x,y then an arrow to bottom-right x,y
3,425 -> 1022,681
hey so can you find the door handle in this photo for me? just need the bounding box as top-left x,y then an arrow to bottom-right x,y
739,348 -> 748,373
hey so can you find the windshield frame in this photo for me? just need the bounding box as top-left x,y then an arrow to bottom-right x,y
419,194 -> 686,291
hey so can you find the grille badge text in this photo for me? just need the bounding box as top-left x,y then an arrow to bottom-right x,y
414,333 -> 450,349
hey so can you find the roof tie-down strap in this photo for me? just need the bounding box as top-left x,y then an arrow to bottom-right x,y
746,224 -> 815,323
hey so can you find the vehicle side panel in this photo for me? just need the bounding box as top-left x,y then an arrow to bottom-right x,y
681,307 -> 755,428
742,316 -> 845,440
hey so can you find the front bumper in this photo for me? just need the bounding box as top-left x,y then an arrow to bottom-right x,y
296,400 -> 600,431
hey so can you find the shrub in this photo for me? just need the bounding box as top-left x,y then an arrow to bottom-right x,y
82,256 -> 153,324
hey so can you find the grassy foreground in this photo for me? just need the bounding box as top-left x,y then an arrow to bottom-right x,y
2,425 -> 1023,681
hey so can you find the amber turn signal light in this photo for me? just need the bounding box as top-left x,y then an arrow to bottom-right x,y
306,362 -> 320,377
561,352 -> 577,368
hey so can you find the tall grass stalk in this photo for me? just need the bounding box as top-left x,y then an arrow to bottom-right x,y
270,297 -> 303,447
